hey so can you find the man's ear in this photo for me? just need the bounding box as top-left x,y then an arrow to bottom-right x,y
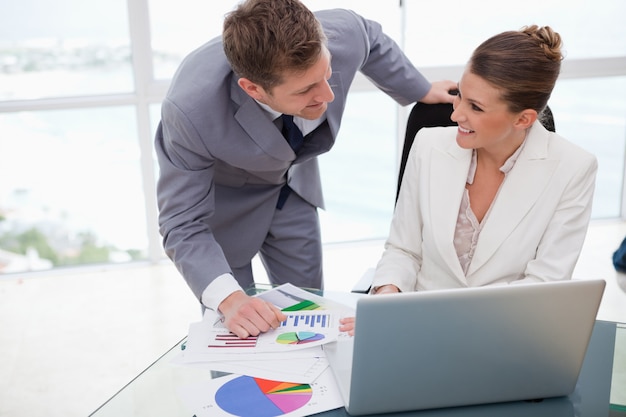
237,77 -> 265,101
514,109 -> 538,130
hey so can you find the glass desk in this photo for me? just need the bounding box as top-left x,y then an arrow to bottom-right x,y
89,291 -> 625,417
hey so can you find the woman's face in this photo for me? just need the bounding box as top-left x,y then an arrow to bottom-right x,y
451,70 -> 527,152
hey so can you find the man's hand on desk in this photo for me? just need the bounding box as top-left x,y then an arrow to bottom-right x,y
218,290 -> 287,339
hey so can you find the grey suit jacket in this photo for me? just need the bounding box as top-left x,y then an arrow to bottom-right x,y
155,9 -> 432,299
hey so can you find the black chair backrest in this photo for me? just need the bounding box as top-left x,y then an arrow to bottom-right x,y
397,102 -> 456,200
397,103 -> 556,201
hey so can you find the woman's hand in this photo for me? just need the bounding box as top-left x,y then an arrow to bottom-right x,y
339,285 -> 400,336
339,317 -> 356,336
372,284 -> 400,294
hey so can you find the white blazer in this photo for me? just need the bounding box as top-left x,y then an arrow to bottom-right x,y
372,122 -> 598,292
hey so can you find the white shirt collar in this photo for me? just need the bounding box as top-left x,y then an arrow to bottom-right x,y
466,139 -> 527,185
255,100 -> 325,136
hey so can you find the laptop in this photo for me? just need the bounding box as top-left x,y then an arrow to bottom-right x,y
324,279 -> 606,415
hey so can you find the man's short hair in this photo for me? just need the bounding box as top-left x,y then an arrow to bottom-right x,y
223,0 -> 327,91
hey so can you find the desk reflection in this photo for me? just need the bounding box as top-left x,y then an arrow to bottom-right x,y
328,396 -> 574,417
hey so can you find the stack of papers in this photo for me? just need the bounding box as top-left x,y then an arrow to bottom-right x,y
172,283 -> 355,417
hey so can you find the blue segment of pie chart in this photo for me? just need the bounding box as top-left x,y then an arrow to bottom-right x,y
215,376 -> 283,417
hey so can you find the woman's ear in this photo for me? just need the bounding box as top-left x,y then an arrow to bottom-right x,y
514,109 -> 538,130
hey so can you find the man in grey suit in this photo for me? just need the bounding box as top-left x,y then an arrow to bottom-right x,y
155,0 -> 456,338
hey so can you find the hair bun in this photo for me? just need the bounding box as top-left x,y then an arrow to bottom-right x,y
522,25 -> 564,62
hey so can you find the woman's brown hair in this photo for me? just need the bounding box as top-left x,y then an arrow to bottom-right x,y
469,25 -> 563,115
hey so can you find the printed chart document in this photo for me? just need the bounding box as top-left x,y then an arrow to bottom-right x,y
175,284 -> 353,380
173,316 -> 330,383
254,283 -> 355,316
172,284 -> 354,416
189,309 -> 339,353
177,367 -> 344,417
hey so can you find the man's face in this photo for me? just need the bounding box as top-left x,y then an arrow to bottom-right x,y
240,46 -> 335,120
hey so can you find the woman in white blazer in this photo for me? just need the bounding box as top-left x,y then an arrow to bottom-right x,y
340,26 -> 597,333
369,25 -> 597,296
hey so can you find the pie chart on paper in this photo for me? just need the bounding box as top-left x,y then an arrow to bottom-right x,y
214,376 -> 313,417
276,331 -> 325,345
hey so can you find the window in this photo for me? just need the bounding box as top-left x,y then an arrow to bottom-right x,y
404,0 -> 626,219
1,0 -> 624,274
0,0 -> 132,100
0,107 -> 147,271
404,0 -> 626,66
550,76 -> 626,218
149,0 -> 402,80
149,1 -> 238,80
318,91 -> 398,242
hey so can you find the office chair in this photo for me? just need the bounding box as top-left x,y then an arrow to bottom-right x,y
397,102 -> 457,201
352,102 -> 556,293
396,102 -> 556,201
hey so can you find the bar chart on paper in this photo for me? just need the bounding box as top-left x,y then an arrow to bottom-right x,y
198,310 -> 338,353
208,333 -> 258,348
281,312 -> 331,329
265,312 -> 334,349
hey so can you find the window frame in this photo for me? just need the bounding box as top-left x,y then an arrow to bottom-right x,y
0,0 -> 625,267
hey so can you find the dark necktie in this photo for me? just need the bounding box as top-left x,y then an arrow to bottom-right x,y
276,114 -> 304,209
281,114 -> 304,151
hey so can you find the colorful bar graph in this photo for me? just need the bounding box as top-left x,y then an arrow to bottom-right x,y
280,313 -> 331,329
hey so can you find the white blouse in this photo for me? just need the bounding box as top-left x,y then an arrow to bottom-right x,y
453,143 -> 526,275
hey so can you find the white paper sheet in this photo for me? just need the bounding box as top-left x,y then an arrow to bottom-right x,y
187,310 -> 339,354
171,353 -> 329,384
171,283 -> 354,386
176,367 -> 344,417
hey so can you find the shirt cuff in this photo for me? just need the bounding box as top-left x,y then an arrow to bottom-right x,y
201,273 -> 244,312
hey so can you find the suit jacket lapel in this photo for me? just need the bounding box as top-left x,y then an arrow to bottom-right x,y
229,71 -> 345,162
230,80 -> 294,161
467,123 -> 559,275
430,138 -> 472,282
